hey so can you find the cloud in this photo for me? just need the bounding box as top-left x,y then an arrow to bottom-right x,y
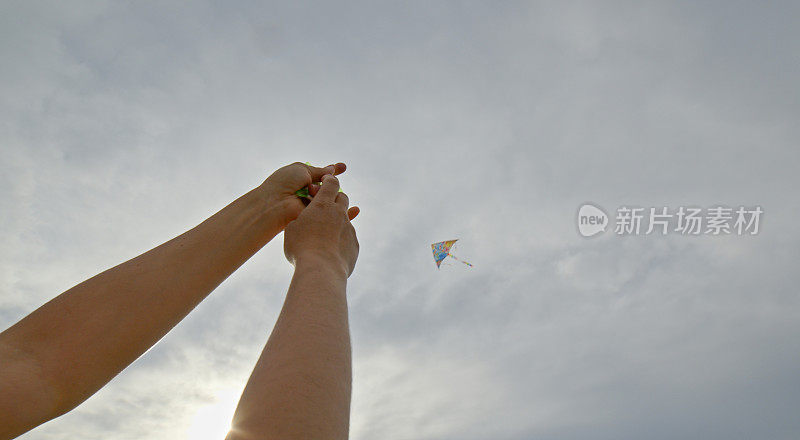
2,1 -> 798,439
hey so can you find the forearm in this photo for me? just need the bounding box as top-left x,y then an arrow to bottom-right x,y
229,258 -> 351,440
0,186 -> 281,434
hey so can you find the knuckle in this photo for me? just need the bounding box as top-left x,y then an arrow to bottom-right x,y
315,200 -> 335,210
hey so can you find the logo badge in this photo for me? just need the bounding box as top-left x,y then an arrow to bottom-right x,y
577,203 -> 608,237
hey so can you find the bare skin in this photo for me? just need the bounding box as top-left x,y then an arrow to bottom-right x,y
0,162 -> 358,440
228,173 -> 358,440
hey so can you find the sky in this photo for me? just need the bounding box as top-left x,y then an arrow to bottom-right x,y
1,1 -> 799,439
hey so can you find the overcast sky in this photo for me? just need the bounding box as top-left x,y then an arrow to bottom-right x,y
2,1 -> 799,439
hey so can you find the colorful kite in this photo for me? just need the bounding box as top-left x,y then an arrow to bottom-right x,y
431,239 -> 473,269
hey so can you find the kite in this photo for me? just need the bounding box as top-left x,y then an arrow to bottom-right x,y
431,239 -> 473,269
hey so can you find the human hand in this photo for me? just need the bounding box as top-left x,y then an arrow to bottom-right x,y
284,174 -> 360,277
257,162 -> 348,231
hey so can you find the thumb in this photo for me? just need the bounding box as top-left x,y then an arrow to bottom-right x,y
312,174 -> 341,203
306,162 -> 346,183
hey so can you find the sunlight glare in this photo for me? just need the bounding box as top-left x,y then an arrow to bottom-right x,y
185,387 -> 241,440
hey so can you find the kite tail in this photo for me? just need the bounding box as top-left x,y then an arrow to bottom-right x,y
447,253 -> 473,267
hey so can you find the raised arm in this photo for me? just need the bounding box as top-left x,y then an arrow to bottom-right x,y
0,162 -> 345,440
228,173 -> 359,440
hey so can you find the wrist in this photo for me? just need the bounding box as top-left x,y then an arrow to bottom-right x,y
293,253 -> 350,280
241,187 -> 285,242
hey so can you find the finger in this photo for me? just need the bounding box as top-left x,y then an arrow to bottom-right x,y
312,174 -> 340,203
332,162 -> 347,176
308,183 -> 321,197
335,191 -> 350,209
305,163 -> 337,183
348,206 -> 360,221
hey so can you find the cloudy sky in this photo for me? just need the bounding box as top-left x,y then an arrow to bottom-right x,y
2,1 -> 799,439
